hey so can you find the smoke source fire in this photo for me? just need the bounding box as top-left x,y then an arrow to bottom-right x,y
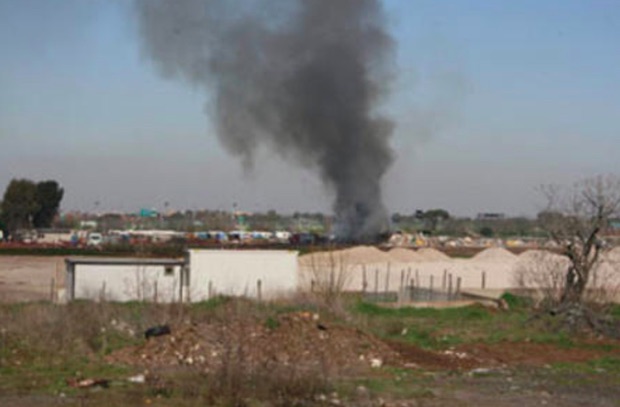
135,0 -> 395,240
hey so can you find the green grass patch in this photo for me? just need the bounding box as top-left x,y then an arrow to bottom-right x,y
337,368 -> 434,401
501,292 -> 532,309
351,300 -> 595,350
353,302 -> 492,321
551,356 -> 620,375
608,304 -> 620,319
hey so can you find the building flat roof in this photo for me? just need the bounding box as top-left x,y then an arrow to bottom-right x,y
65,257 -> 186,266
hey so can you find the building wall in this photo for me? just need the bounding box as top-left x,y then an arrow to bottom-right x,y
188,249 -> 298,300
72,264 -> 182,302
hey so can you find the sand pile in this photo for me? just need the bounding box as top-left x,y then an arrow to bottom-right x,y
340,246 -> 391,264
107,311 -> 399,375
388,248 -> 422,263
603,246 -> 620,263
299,246 -> 391,267
473,247 -> 518,262
416,248 -> 451,262
517,249 -> 567,264
298,251 -> 347,268
513,250 -> 570,283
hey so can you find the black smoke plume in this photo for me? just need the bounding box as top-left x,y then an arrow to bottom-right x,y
135,0 -> 395,240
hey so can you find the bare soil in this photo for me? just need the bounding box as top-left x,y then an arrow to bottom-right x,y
0,256 -> 63,302
108,310 -> 400,376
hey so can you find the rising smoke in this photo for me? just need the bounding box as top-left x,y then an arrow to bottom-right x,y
134,0 -> 395,240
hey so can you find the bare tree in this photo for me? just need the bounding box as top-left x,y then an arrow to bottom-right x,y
539,175 -> 620,307
302,249 -> 352,313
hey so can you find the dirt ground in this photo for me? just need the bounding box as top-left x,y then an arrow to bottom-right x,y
0,256 -> 63,302
389,340 -> 620,371
1,252 -> 619,406
107,310 -> 401,375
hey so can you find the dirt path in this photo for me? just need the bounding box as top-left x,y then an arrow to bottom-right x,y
0,256 -> 64,302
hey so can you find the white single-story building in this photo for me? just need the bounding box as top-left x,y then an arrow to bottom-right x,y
186,249 -> 298,301
64,249 -> 299,302
64,257 -> 186,302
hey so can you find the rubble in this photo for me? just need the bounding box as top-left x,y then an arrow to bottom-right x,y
107,311 -> 400,375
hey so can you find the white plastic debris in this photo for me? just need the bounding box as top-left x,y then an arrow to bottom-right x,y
370,358 -> 383,368
128,374 -> 146,384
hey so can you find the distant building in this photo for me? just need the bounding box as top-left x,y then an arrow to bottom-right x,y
36,229 -> 74,244
476,213 -> 506,221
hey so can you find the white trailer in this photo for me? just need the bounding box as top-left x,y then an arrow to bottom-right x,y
187,249 -> 298,301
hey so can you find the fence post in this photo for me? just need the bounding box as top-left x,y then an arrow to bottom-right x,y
96,281 -> 103,302
362,265 -> 368,294
208,280 -> 213,299
429,275 -> 434,301
385,267 -> 391,299
257,279 -> 262,302
456,277 -> 462,297
442,269 -> 447,291
374,269 -> 379,299
415,269 -> 420,291
406,267 -> 411,289
50,277 -> 55,302
481,271 -> 486,289
448,273 -> 453,300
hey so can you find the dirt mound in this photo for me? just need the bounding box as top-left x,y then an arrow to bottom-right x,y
603,246 -> 620,263
517,249 -> 566,263
415,248 -> 451,262
388,248 -> 422,263
473,248 -> 518,262
298,251 -> 347,268
299,245 -> 390,267
340,246 -> 391,264
107,312 -> 399,375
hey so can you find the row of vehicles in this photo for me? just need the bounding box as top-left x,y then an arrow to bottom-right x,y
2,229 -> 330,247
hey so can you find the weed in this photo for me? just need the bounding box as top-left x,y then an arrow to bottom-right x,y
501,292 -> 532,309
264,316 -> 280,330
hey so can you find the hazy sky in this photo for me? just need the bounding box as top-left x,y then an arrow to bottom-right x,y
1,0 -> 618,217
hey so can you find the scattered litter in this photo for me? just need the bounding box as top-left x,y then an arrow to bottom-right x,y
66,378 -> 109,389
469,367 -> 494,376
109,311 -> 398,375
442,350 -> 469,359
127,374 -> 146,384
144,325 -> 171,339
370,358 -> 383,368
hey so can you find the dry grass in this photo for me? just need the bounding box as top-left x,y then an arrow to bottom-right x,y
0,298 -> 332,405
303,249 -> 354,316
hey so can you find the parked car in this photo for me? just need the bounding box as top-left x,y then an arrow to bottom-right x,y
87,233 -> 103,246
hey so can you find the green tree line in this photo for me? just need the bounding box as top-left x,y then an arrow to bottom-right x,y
0,179 -> 64,237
